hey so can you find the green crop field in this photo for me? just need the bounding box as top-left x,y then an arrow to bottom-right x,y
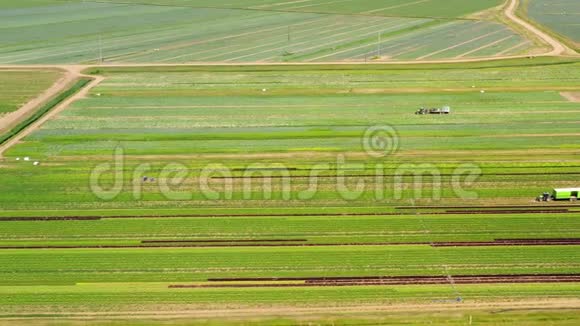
0,59 -> 579,320
0,70 -> 61,118
1,0 -> 580,323
0,0 -> 533,64
526,0 -> 580,49
98,0 -> 505,18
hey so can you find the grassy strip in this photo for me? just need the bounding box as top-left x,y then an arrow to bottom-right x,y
0,78 -> 91,146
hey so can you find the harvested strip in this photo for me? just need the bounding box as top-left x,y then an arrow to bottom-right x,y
141,239 -> 308,243
171,274 -> 580,288
0,216 -> 101,221
431,238 -> 580,247
396,205 -> 580,209
1,208 -> 575,222
3,238 -> 580,250
445,209 -> 569,214
213,172 -> 580,179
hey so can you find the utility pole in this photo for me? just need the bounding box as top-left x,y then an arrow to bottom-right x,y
98,34 -> 103,64
377,31 -> 382,57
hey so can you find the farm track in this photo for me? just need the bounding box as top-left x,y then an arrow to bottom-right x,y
0,207 -> 576,221
506,0 -> 573,56
170,273 -> 580,288
0,68 -> 73,133
1,238 -> 579,250
0,67 -> 104,158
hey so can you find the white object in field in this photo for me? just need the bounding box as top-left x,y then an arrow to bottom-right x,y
480,90 -> 486,93
16,157 -> 20,161
96,93 -> 101,96
262,88 -> 267,92
24,157 -> 30,161
471,85 -> 475,88
33,161 -> 40,166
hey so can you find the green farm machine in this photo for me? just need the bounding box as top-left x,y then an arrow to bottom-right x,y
537,188 -> 580,202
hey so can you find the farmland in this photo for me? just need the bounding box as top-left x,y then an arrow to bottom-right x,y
525,0 -> 580,50
0,0 -> 533,64
98,0 -> 505,18
0,69 -> 62,132
0,0 -> 580,323
0,58 -> 579,321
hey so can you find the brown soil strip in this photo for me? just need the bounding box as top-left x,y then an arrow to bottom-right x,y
1,207 -> 574,222
561,92 -> 580,103
141,239 -> 308,243
207,274 -> 580,282
431,238 -> 580,247
445,209 -> 569,214
3,238 -> 578,250
213,171 -> 580,179
171,274 -> 580,288
397,205 -> 580,209
0,216 -> 102,221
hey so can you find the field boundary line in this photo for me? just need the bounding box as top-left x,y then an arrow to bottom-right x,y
455,35 -> 515,58
233,19 -> 396,62
363,0 -> 430,14
285,0 -> 352,11
416,26 -> 503,60
159,16 -> 336,62
250,0 -> 312,9
87,0 -> 475,20
495,39 -> 530,56
307,19 -> 434,61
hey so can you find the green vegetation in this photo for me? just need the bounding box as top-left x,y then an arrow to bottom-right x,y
99,0 -> 504,19
2,59 -> 580,210
20,309 -> 580,326
0,78 -> 91,145
0,213 -> 578,247
525,0 -> 580,51
0,0 -> 530,64
0,70 -> 61,116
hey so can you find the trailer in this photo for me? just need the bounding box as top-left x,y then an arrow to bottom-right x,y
537,188 -> 580,201
415,106 -> 451,115
552,188 -> 579,201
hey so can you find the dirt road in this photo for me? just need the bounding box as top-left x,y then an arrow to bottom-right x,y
0,71 -> 103,158
505,0 -> 572,56
0,68 -> 73,133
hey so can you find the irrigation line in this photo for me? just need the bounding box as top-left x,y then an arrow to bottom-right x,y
411,199 -> 463,303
